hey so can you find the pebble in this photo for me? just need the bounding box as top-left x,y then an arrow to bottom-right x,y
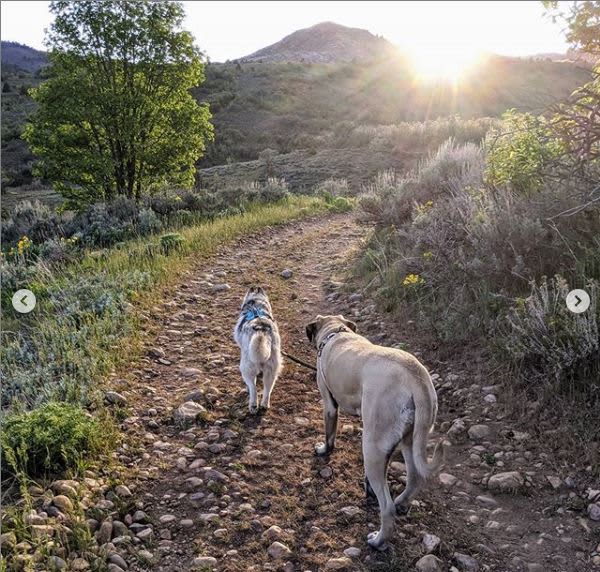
263,525 -> 283,541
320,466 -> 333,478
212,283 -> 231,292
173,401 -> 207,427
339,506 -> 362,518
108,554 -> 128,569
439,472 -> 458,487
422,533 -> 441,553
281,269 -> 293,279
52,495 -> 73,513
416,554 -> 444,572
115,484 -> 132,498
105,391 -> 127,405
325,557 -> 353,570
48,556 -> 67,570
588,503 -> 600,521
488,471 -> 524,493
192,556 -> 217,569
267,541 -> 292,559
468,424 -> 490,441
343,547 -> 361,558
96,520 -> 113,544
454,552 -> 480,571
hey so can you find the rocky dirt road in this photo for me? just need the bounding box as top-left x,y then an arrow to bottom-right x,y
102,213 -> 600,572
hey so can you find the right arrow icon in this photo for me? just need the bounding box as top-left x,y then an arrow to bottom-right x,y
566,289 -> 590,314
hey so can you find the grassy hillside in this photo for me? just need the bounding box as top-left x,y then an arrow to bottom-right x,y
196,54 -> 590,167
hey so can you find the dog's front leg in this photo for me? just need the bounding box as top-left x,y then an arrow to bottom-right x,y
315,383 -> 338,456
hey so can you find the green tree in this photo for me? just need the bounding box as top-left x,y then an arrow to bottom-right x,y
24,1 -> 213,208
544,1 -> 600,57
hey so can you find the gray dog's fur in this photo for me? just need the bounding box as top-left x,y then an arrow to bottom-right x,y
306,314 -> 444,550
234,287 -> 282,413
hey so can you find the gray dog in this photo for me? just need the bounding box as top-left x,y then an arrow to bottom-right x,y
234,287 -> 282,413
306,314 -> 444,550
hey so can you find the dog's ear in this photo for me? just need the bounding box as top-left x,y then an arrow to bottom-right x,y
256,286 -> 264,294
305,321 -> 318,343
341,317 -> 357,332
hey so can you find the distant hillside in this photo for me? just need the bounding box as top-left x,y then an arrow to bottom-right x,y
238,22 -> 393,63
196,53 -> 590,168
1,41 -> 47,73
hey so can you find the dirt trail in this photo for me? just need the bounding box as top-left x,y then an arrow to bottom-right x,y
111,213 -> 599,572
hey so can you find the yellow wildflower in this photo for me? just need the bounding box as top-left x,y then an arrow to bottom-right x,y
403,273 -> 424,287
422,251 -> 433,260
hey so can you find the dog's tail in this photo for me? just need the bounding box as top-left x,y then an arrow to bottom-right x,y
250,331 -> 272,364
411,388 -> 446,480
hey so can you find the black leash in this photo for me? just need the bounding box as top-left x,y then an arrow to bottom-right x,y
281,350 -> 317,372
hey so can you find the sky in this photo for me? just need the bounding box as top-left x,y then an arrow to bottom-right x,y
1,1 -> 571,62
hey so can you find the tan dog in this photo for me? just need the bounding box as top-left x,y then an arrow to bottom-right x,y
306,314 -> 443,550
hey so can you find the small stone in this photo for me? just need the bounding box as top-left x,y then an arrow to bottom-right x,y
174,401 -> 207,428
343,547 -> 361,558
588,503 -> 600,521
339,506 -> 361,518
133,510 -> 150,523
488,471 -> 524,494
213,528 -> 228,539
439,473 -> 458,487
159,514 -> 177,524
325,557 -> 353,570
138,550 -> 154,563
294,417 -> 310,426
447,418 -> 467,443
48,556 -> 67,570
71,558 -> 90,571
422,533 -> 441,553
484,394 -> 497,404
281,269 -> 293,279
454,552 -> 480,571
105,391 -> 127,405
546,476 -> 562,490
108,565 -> 125,572
192,556 -> 217,569
181,367 -> 202,378
180,519 -> 194,528
96,519 -> 113,544
115,484 -> 132,498
212,283 -> 231,292
475,495 -> 498,507
468,424 -> 490,441
0,532 -> 16,550
263,525 -> 283,541
137,528 -> 153,544
108,554 -> 128,569
416,554 -> 444,572
52,494 -> 74,513
204,468 -> 229,482
267,541 -> 292,559
319,466 -> 333,478
31,524 -> 54,539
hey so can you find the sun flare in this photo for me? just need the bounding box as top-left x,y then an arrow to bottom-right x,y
410,46 -> 483,83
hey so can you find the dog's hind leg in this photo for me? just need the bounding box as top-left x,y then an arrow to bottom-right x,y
393,439 -> 423,513
363,440 -> 396,551
240,362 -> 259,414
259,364 -> 278,410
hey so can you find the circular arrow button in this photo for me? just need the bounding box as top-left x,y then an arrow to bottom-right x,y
566,289 -> 590,314
12,289 -> 37,314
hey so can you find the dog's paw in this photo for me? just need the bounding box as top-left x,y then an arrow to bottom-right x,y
314,442 -> 330,456
248,404 -> 259,415
367,531 -> 389,551
395,503 -> 410,516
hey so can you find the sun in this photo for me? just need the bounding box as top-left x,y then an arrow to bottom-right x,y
410,46 -> 483,83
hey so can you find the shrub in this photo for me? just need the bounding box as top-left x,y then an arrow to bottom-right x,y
502,276 -> 599,399
315,178 -> 351,197
160,232 -> 185,254
259,177 -> 289,203
1,200 -> 63,245
1,403 -> 109,478
137,208 -> 163,235
485,110 -> 563,194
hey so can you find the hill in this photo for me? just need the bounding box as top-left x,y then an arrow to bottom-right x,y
238,21 -> 393,63
1,41 -> 48,73
195,53 -> 590,169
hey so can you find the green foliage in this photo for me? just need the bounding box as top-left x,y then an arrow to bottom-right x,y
160,232 -> 185,253
1,402 -> 109,477
23,0 -> 213,208
545,0 -> 600,57
485,110 -> 563,193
